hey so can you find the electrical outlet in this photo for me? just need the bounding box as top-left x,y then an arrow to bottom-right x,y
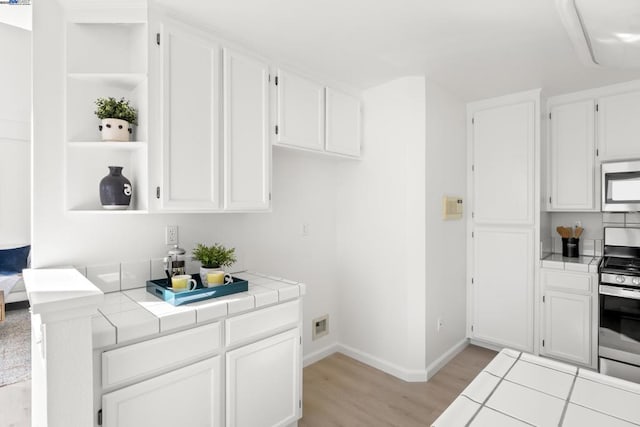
437,317 -> 444,332
302,223 -> 310,237
312,315 -> 329,340
166,225 -> 178,245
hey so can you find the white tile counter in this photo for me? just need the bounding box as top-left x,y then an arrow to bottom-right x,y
433,349 -> 640,426
91,271 -> 306,348
541,253 -> 601,273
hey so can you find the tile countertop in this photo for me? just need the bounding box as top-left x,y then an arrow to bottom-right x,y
541,253 -> 601,273
91,271 -> 306,349
433,349 -> 640,426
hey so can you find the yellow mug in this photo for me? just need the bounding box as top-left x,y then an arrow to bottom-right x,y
206,271 -> 233,287
171,274 -> 197,292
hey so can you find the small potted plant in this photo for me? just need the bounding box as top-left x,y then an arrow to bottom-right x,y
192,243 -> 237,286
94,97 -> 138,142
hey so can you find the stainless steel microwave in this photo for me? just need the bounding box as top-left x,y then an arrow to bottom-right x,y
603,160 -> 640,212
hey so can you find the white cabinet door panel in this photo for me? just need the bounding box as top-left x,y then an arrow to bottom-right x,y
549,100 -> 596,210
473,227 -> 534,352
102,356 -> 221,427
598,91 -> 640,161
161,23 -> 220,210
543,291 -> 591,366
223,48 -> 270,210
473,102 -> 535,225
325,88 -> 361,157
276,69 -> 324,151
226,328 -> 300,427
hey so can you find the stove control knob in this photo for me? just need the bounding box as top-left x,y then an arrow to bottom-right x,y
616,275 -> 626,284
633,277 -> 640,286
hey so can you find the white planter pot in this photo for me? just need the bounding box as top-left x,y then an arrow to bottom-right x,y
100,118 -> 132,142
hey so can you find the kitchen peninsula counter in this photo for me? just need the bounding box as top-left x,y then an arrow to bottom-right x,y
24,268 -> 305,427
91,271 -> 306,348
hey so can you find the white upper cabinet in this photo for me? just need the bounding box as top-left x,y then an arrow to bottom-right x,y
598,90 -> 640,161
325,88 -> 361,157
223,48 -> 270,210
548,99 -> 596,211
159,22 -> 221,210
155,19 -> 271,212
472,101 -> 535,225
276,68 -> 325,151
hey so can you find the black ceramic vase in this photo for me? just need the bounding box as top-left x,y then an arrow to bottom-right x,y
99,166 -> 132,210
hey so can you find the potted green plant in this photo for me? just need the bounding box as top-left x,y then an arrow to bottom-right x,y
94,97 -> 138,142
192,243 -> 237,286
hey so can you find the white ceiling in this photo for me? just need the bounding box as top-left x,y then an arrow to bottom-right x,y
154,0 -> 640,101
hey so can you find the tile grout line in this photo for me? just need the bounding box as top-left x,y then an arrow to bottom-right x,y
578,372 -> 640,396
557,367 -> 578,426
465,352 -> 522,427
568,400 -> 640,426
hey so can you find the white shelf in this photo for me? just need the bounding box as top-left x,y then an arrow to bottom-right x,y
67,73 -> 147,90
67,208 -> 149,214
68,141 -> 147,150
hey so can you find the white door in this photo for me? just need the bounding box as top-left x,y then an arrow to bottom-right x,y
160,22 -> 221,210
275,69 -> 325,151
226,328 -> 301,427
325,87 -> 361,157
223,48 -> 270,210
542,291 -> 591,366
549,100 -> 596,210
472,102 -> 535,225
102,356 -> 221,427
472,227 -> 534,352
598,91 -> 640,161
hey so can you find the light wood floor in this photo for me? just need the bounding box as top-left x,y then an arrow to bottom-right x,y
0,345 -> 495,427
300,345 -> 497,427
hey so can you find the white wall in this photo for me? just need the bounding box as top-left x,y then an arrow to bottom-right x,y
335,76 -> 427,380
242,148 -> 340,361
0,23 -> 30,246
424,80 -> 467,370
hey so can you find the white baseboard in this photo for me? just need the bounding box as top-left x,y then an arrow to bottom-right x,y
426,338 -> 469,380
336,343 -> 428,382
303,343 -> 340,367
304,340 -> 472,383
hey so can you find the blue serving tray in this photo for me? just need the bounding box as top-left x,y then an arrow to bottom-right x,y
146,275 -> 248,306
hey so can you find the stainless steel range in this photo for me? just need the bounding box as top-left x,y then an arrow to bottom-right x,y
599,227 -> 640,383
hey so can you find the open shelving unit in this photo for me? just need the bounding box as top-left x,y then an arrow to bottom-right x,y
65,18 -> 149,212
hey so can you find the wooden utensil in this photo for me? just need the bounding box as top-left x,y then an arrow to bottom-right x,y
575,227 -> 584,239
556,226 -> 571,238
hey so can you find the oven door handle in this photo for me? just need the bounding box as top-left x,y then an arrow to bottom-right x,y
600,284 -> 640,300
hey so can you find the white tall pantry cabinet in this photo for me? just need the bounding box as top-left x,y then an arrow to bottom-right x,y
467,90 -> 540,353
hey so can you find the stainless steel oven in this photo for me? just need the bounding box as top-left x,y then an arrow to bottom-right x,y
599,227 -> 640,382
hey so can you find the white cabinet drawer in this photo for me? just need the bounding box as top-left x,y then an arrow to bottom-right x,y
225,300 -> 300,347
541,269 -> 592,293
102,321 -> 221,389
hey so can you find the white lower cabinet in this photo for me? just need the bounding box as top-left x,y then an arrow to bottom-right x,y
102,356 -> 222,427
540,269 -> 597,368
97,303 -> 303,427
226,328 -> 301,427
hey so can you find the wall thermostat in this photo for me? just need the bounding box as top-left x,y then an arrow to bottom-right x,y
442,196 -> 463,220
